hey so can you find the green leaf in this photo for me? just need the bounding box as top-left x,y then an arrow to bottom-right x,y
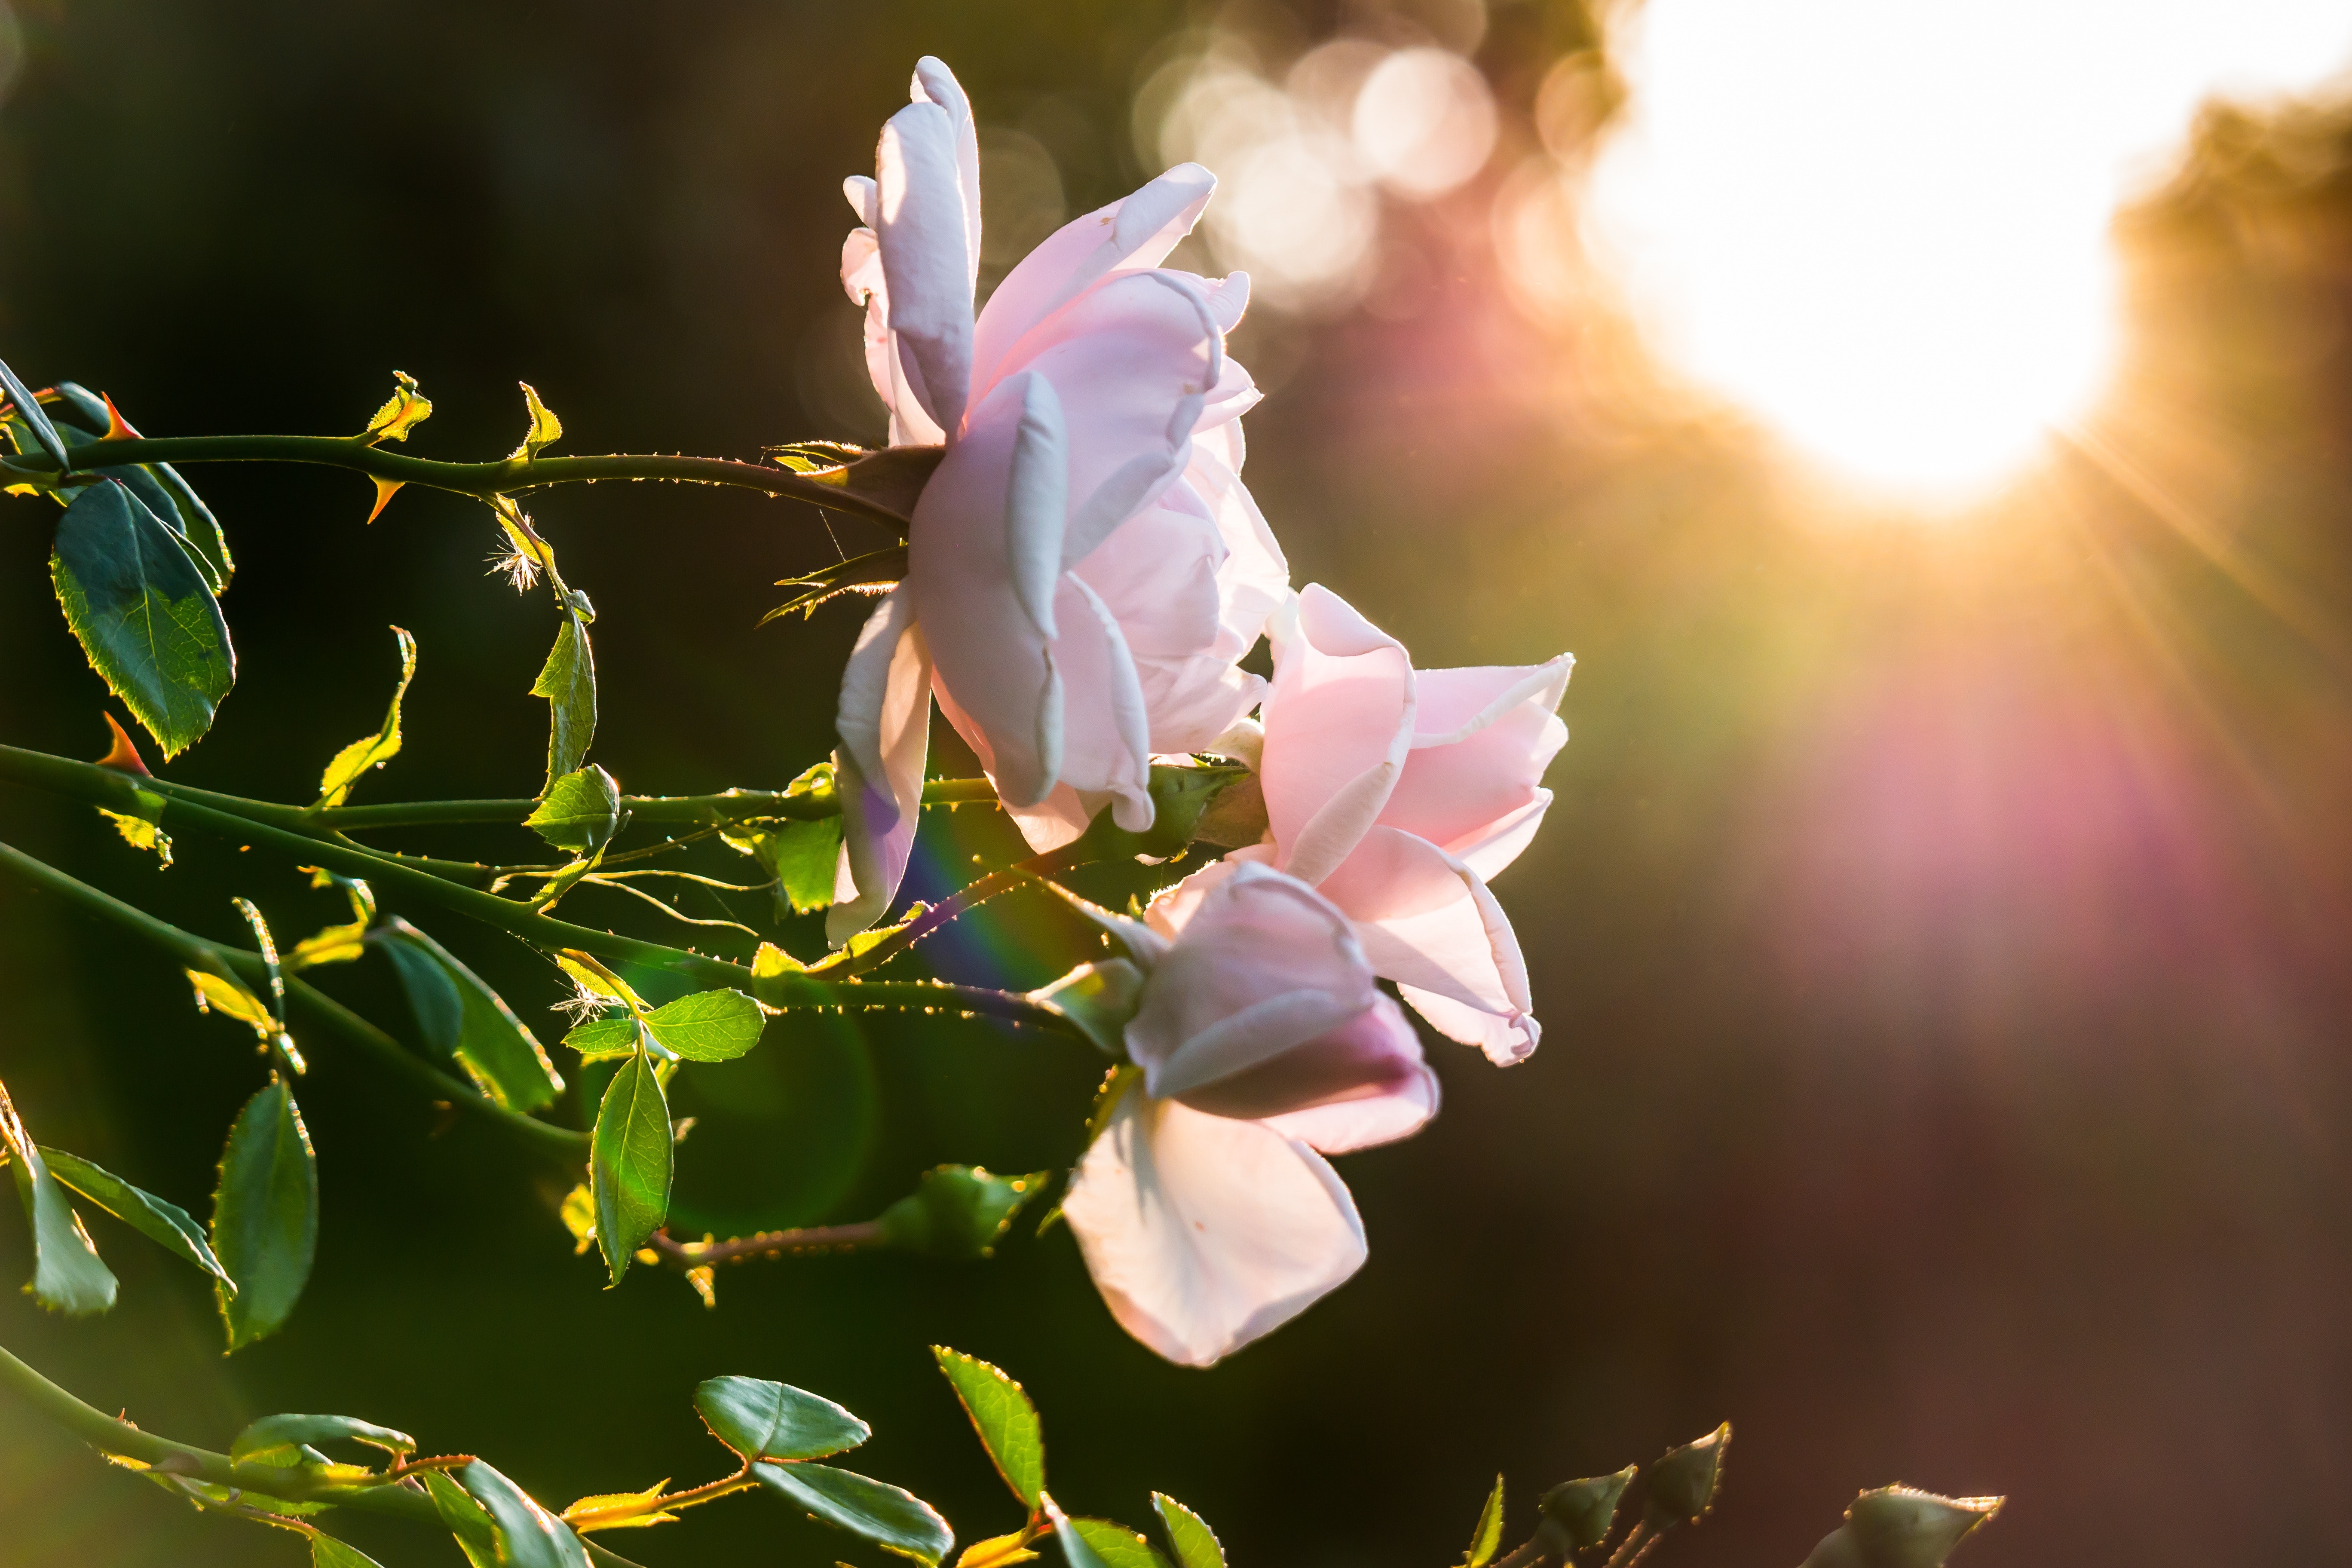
361,370 -> 432,445
877,1166 -> 1047,1260
1025,961 -> 1144,1057
1149,1495 -> 1225,1568
37,384 -> 234,588
756,1462 -> 954,1566
531,612 -> 597,789
695,1375 -> 869,1462
232,1412 -> 418,1464
1069,1519 -> 1170,1568
98,785 -> 172,867
643,989 -> 765,1063
426,1469 -> 502,1568
186,968 -> 280,1035
0,353 -> 67,468
1047,1504 -> 1113,1568
527,764 -> 622,855
308,1533 -> 387,1568
1462,1475 -> 1505,1568
211,1075 -> 317,1351
723,815 -> 844,919
459,1461 -> 591,1568
0,1084 -> 117,1315
932,1348 -> 1045,1509
512,382 -> 563,460
591,1053 -> 671,1285
376,919 -> 563,1112
40,1147 -> 231,1290
317,626 -> 417,807
562,1015 -> 643,1063
50,478 -> 235,758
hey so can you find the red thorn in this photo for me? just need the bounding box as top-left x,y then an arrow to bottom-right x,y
98,393 -> 141,441
96,714 -> 152,776
367,476 -> 403,524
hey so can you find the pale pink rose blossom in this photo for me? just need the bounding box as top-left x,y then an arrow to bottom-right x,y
828,57 -> 1288,943
1059,860 -> 1437,1366
1219,583 -> 1572,1064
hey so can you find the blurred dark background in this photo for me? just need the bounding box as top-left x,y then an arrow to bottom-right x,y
3,3 -> 2351,1565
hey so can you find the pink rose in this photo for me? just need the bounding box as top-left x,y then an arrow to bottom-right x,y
829,58 -> 1287,943
1235,583 -> 1572,1063
1060,860 -> 1437,1366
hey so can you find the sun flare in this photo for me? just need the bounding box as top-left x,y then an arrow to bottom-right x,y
1586,0 -> 2352,501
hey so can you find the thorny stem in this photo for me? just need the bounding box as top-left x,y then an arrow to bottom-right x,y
0,747 -> 1081,1024
0,1338 -> 648,1567
648,1221 -> 886,1269
0,839 -> 588,1160
1602,1522 -> 1656,1568
6,433 -> 914,529
832,843 -> 1086,977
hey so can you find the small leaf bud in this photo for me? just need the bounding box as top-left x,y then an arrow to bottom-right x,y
1643,1422 -> 1730,1528
1801,1487 -> 2002,1568
1539,1466 -> 1637,1550
876,1166 -> 1047,1259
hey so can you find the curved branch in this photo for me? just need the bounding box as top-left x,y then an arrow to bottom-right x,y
10,434 -> 917,530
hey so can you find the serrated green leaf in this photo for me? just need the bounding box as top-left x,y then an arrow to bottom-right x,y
695,1376 -> 870,1462
362,371 -> 432,445
642,989 -> 765,1063
318,626 -> 417,807
0,353 -> 67,468
376,920 -> 562,1111
40,1147 -> 231,1290
460,1461 -> 591,1568
1047,1504 -> 1112,1568
877,1166 -> 1047,1260
531,613 -> 597,789
1025,961 -> 1143,1057
1068,1519 -> 1170,1568
98,785 -> 172,867
591,1054 -> 671,1285
554,949 -> 646,1012
756,1462 -> 955,1565
426,1469 -> 502,1568
51,478 -> 235,758
211,1075 -> 317,1351
1149,1495 -> 1224,1568
0,1083 -> 117,1316
527,764 -> 622,854
36,385 -> 233,588
186,968 -> 278,1034
723,816 -> 844,919
1462,1475 -> 1505,1568
231,1412 -> 417,1464
308,1533 -> 387,1568
512,382 -> 564,460
932,1348 -> 1044,1509
562,1016 -> 643,1062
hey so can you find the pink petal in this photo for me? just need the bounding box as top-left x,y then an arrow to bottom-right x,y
1257,996 -> 1442,1153
875,99 -> 976,436
1056,573 -> 1155,832
1397,985 -> 1540,1067
1128,862 -> 1381,1101
1071,493 -> 1264,753
1062,1089 -> 1366,1367
1185,436 -> 1288,664
830,589 -> 933,943
910,58 -> 981,293
1315,827 -> 1539,1058
1261,585 -> 1415,884
1187,994 -> 1439,1148
969,163 -> 1218,400
911,377 -> 1060,807
1378,657 -> 1571,864
840,226 -> 946,447
1002,270 -> 1224,570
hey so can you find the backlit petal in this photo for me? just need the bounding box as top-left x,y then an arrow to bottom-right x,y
1261,585 -> 1415,884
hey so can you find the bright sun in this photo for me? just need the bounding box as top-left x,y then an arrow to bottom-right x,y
1586,0 -> 2352,502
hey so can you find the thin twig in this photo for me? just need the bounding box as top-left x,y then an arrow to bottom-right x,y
647,1222 -> 885,1268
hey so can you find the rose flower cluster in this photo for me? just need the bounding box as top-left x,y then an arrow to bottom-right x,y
830,59 -> 1571,1367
